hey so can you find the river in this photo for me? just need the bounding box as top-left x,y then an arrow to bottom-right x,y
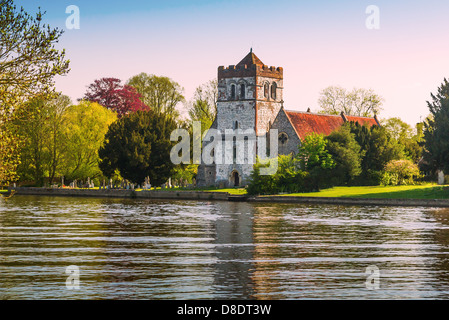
1,195 -> 449,300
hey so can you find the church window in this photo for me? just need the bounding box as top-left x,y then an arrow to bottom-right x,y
233,137 -> 237,163
264,82 -> 270,99
279,132 -> 288,145
240,84 -> 245,99
230,84 -> 236,100
271,82 -> 277,100
234,121 -> 239,130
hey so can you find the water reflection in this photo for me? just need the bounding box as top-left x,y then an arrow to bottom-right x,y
1,196 -> 449,299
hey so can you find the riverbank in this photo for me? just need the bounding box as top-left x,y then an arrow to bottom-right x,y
6,186 -> 449,207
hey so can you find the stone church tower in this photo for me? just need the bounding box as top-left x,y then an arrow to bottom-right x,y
197,50 -> 284,187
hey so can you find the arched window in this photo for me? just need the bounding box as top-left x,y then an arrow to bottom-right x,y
234,121 -> 239,130
240,84 -> 245,99
271,82 -> 277,100
230,84 -> 236,100
232,136 -> 237,163
264,82 -> 269,99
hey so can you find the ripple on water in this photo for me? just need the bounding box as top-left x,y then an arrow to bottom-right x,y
1,196 -> 449,299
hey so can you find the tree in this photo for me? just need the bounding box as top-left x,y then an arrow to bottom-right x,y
127,73 -> 185,120
82,77 -> 150,117
318,86 -> 384,117
0,1 -> 70,186
382,117 -> 423,163
247,155 -> 308,195
349,122 -> 404,184
297,133 -> 335,190
11,94 -> 71,186
422,78 -> 449,174
99,110 -> 178,185
188,79 -> 218,131
61,101 -> 117,181
0,0 -> 70,106
326,124 -> 364,185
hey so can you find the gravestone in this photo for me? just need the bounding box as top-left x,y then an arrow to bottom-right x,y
438,170 -> 445,185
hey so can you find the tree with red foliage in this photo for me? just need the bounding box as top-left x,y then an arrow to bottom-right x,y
82,78 -> 149,117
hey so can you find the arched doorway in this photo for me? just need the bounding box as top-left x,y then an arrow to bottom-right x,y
231,171 -> 240,187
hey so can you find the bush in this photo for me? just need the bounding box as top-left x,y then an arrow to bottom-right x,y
247,155 -> 309,195
381,159 -> 421,186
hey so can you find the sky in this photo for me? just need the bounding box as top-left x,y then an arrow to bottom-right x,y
15,0 -> 449,125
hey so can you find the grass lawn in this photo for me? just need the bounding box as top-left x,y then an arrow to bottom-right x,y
142,185 -> 449,198
204,188 -> 247,195
282,184 -> 449,199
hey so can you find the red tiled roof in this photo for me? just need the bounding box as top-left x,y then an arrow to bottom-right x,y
345,115 -> 378,127
236,51 -> 265,68
284,110 -> 378,140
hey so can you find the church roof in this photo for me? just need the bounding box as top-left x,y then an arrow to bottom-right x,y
284,110 -> 379,140
345,115 -> 379,127
236,50 -> 265,68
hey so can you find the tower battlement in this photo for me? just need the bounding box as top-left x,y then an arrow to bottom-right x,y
218,63 -> 283,80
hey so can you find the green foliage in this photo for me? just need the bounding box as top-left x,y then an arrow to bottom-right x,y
381,159 -> 421,186
127,73 -> 185,121
349,122 -> 404,184
12,95 -> 72,186
297,133 -> 335,170
276,155 -> 309,193
172,164 -> 198,185
0,0 -> 70,106
247,155 -> 309,195
61,101 -> 117,181
0,1 -> 70,186
0,118 -> 20,186
99,110 -> 178,185
297,133 -> 335,191
246,162 -> 277,195
422,78 -> 449,174
382,117 -> 423,163
326,124 -> 363,185
11,98 -> 115,185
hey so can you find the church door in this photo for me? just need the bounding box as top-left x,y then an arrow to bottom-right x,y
233,172 -> 240,187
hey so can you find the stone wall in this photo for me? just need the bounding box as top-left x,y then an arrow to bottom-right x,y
256,76 -> 283,135
12,187 -> 230,201
270,108 -> 301,156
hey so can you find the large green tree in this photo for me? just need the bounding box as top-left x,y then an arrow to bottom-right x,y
349,122 -> 404,184
99,110 -> 178,185
61,101 -> 117,181
0,0 -> 70,186
127,73 -> 185,121
12,94 -> 71,186
297,133 -> 335,190
326,124 -> 364,185
422,78 -> 449,174
382,117 -> 423,163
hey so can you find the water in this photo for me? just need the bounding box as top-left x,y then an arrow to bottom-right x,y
2,195 -> 449,300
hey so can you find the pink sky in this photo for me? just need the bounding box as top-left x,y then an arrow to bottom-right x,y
20,0 -> 449,126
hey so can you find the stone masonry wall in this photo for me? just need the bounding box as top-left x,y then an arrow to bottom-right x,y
270,109 -> 301,156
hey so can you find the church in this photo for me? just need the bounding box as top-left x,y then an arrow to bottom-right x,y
196,51 -> 380,188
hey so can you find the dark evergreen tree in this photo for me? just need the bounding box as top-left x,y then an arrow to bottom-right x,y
422,78 -> 449,174
349,122 -> 404,184
99,110 -> 177,185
